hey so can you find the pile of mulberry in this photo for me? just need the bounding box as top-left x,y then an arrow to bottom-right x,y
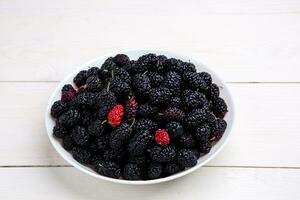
50,53 -> 228,180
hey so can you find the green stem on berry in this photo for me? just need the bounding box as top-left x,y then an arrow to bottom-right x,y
158,113 -> 164,116
111,69 -> 115,79
210,136 -> 215,141
143,70 -> 148,75
106,82 -> 111,92
101,120 -> 107,125
130,118 -> 136,128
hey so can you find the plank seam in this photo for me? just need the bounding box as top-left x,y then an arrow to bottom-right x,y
2,81 -> 300,84
0,165 -> 299,169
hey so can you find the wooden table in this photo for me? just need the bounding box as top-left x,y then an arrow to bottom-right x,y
1,0 -> 299,199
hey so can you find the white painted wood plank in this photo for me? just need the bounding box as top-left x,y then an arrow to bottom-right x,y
1,0 -> 300,15
210,83 -> 300,167
0,83 -> 299,167
0,167 -> 299,200
1,1 -> 300,82
0,83 -> 66,166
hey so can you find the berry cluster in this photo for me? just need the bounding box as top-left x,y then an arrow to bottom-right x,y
50,53 -> 228,180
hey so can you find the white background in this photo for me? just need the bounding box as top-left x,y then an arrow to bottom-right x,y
0,0 -> 300,199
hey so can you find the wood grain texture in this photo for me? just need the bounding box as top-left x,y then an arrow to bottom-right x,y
1,83 -> 299,167
0,167 -> 299,200
1,0 -> 300,82
2,0 -> 300,14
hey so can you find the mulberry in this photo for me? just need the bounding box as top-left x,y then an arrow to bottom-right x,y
58,109 -> 81,127
149,87 -> 171,106
150,146 -> 176,162
165,122 -> 184,139
128,130 -> 153,156
109,123 -> 132,149
185,108 -> 207,128
211,118 -> 227,140
137,103 -> 159,118
148,72 -> 164,87
71,126 -> 90,146
177,149 -> 197,167
113,54 -> 130,66
183,71 -> 208,91
182,90 -> 207,111
86,76 -> 103,92
162,107 -> 185,122
123,163 -> 141,180
73,70 -> 87,87
96,161 -> 121,178
132,74 -> 151,96
163,71 -> 181,94
51,100 -> 68,118
212,97 -> 228,118
147,163 -> 163,179
134,118 -> 158,133
125,99 -> 138,121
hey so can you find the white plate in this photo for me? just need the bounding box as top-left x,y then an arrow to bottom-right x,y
45,50 -> 235,185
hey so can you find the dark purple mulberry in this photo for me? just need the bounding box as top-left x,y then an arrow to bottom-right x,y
177,149 -> 198,167
148,72 -> 164,87
86,75 -> 103,92
113,54 -> 130,66
71,126 -> 90,146
164,162 -> 184,174
110,78 -> 130,96
182,90 -> 207,111
149,87 -> 171,106
165,122 -> 184,139
137,103 -> 159,118
185,108 -> 207,129
53,124 -> 68,138
147,163 -> 163,179
169,96 -> 181,108
100,57 -> 118,79
178,133 -> 196,149
207,83 -> 220,100
132,74 -> 151,96
163,71 -> 181,94
86,67 -> 100,78
162,107 -> 185,122
195,123 -> 211,142
212,97 -> 228,118
96,161 -> 121,178
123,163 -> 141,180
136,53 -> 158,72
199,72 -> 212,85
134,118 -> 158,133
51,100 -> 68,118
150,146 -> 176,162
61,84 -> 76,103
109,123 -> 132,149
183,71 -> 208,91
211,118 -> 227,140
125,99 -> 138,121
88,120 -> 106,137
94,90 -> 117,119
73,70 -> 87,87
58,109 -> 81,127
72,147 -> 91,164
128,130 -> 153,156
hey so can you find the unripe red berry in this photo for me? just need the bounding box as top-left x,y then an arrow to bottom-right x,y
155,129 -> 170,146
108,104 -> 124,127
